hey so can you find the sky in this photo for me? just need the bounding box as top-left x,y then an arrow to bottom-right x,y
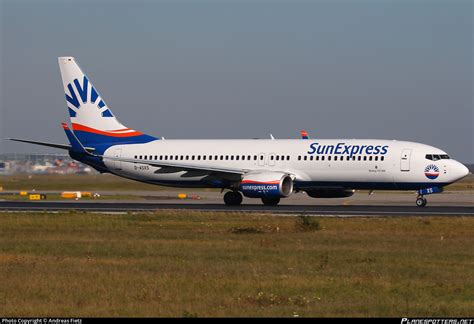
1,0 -> 472,162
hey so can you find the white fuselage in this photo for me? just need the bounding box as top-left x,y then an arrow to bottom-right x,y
102,139 -> 468,191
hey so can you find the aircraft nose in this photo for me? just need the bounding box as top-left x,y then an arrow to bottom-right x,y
453,162 -> 470,181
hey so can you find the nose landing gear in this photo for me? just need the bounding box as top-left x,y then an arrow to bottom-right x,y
415,187 -> 443,207
416,195 -> 428,207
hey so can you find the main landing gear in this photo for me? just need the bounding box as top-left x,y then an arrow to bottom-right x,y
416,195 -> 428,207
261,197 -> 280,206
224,191 -> 243,206
223,192 -> 281,206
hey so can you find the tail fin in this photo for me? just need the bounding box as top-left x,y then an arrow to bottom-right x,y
58,57 -> 156,147
61,122 -> 90,154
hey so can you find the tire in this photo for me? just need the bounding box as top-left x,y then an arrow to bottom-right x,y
416,197 -> 427,207
224,191 -> 243,206
261,197 -> 280,206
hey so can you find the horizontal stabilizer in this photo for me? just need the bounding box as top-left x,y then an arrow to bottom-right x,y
7,138 -> 71,150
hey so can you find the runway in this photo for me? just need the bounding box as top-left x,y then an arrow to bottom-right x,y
0,201 -> 473,216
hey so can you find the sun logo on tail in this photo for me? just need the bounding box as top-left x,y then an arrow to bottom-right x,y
65,76 -> 114,118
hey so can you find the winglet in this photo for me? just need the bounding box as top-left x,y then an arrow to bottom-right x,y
301,130 -> 309,139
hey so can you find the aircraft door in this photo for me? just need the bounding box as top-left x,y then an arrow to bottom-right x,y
400,149 -> 411,172
114,148 -> 122,170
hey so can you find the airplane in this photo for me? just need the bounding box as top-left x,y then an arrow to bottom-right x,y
8,57 -> 470,207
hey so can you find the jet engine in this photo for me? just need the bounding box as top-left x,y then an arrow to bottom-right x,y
239,172 -> 294,198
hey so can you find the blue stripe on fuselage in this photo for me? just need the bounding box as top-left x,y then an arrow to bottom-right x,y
73,131 -> 157,154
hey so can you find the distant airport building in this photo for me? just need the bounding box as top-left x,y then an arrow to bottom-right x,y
0,154 -> 94,174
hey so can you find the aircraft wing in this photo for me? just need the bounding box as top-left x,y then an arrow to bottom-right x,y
103,155 -> 247,175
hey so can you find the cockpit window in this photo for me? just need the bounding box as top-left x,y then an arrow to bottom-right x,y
426,154 -> 450,161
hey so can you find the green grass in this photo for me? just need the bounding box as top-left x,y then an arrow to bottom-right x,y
0,211 -> 473,317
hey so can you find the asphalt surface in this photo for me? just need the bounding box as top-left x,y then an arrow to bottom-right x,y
0,200 -> 473,216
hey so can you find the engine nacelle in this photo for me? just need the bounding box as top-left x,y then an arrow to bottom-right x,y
305,189 -> 355,198
240,172 -> 294,198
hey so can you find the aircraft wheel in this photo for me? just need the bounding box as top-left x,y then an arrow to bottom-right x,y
416,197 -> 427,207
224,191 -> 243,206
262,197 -> 280,206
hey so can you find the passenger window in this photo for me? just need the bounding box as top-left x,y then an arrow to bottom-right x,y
287,156 -> 290,161
346,156 -> 350,161
209,156 -> 212,160
310,156 -> 313,161
363,156 -> 367,161
180,156 -> 184,160
322,156 -> 325,161
254,155 -> 257,160
358,156 -> 361,161
304,156 -> 307,161
236,156 -> 239,161
298,156 -> 301,161
381,156 -> 384,161
270,155 -> 274,160
260,155 -> 264,160
374,156 -> 378,161
369,156 -> 373,161
316,156 -> 319,161
192,156 -> 195,160
220,156 -> 224,160
328,156 -> 331,161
